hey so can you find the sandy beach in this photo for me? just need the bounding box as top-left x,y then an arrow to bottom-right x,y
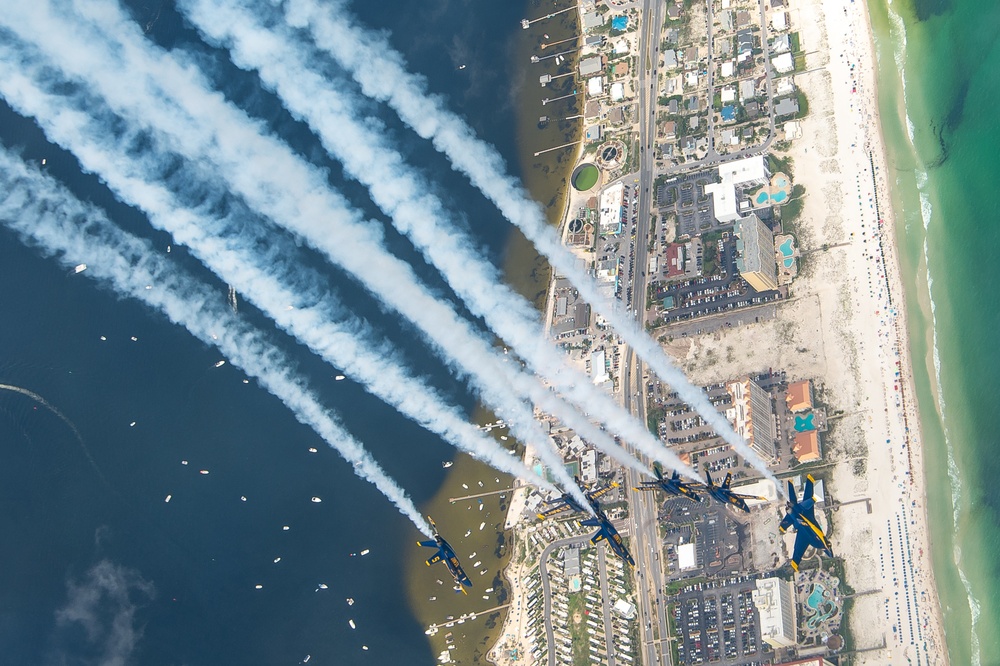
490,0 -> 949,662
673,0 -> 948,659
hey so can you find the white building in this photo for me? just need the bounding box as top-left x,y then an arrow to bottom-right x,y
772,52 -> 794,74
726,376 -> 776,461
610,82 -> 626,101
732,478 -> 779,508
588,76 -> 604,97
590,349 -> 609,384
677,542 -> 697,570
718,155 -> 770,187
705,181 -> 740,224
598,181 -> 625,234
752,578 -> 797,648
772,10 -> 787,30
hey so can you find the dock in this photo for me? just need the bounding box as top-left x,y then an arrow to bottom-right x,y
521,6 -> 576,29
426,604 -> 511,633
534,140 -> 582,157
449,487 -> 516,503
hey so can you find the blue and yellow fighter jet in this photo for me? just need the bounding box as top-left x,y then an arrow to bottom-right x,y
780,475 -> 834,572
702,470 -> 767,513
580,511 -> 636,567
535,477 -> 616,520
538,479 -> 635,567
418,516 -> 472,594
634,466 -> 703,502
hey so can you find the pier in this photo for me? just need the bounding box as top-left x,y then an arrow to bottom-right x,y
534,140 -> 582,157
539,71 -> 575,87
521,6 -> 576,29
541,89 -> 581,105
540,36 -> 579,49
530,46 -> 581,63
426,604 -> 511,632
449,487 -> 516,503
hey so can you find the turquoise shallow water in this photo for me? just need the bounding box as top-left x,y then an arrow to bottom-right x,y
870,0 -> 1000,661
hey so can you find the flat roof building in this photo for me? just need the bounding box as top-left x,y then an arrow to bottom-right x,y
732,478 -> 778,507
580,55 -> 603,76
735,213 -> 778,292
773,51 -> 795,73
706,181 -> 740,224
775,96 -> 800,117
727,376 -> 776,462
677,542 -> 697,570
753,577 -> 797,648
598,181 -> 626,234
719,155 -> 770,186
582,12 -> 604,30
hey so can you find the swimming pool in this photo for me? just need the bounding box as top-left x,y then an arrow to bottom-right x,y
780,238 -> 794,257
794,413 -> 816,432
612,16 -> 628,30
784,257 -> 794,268
756,191 -> 769,205
805,583 -> 836,629
772,190 -> 788,203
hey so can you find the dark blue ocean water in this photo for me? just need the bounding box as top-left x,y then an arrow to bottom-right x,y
0,0 -> 535,663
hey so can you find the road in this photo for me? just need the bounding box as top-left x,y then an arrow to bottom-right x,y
625,0 -> 676,664
539,533 -> 622,666
540,534 -> 590,666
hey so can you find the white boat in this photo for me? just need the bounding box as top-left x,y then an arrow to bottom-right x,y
164,494 -> 172,503
442,461 -> 454,468
73,263 -> 87,274
360,549 -> 370,556
479,522 -> 486,531
348,619 -> 356,629
311,496 -> 322,503
214,360 -> 226,368
346,597 -> 354,605
335,375 -> 346,381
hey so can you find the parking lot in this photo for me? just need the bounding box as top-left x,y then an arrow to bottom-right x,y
656,171 -> 722,238
670,578 -> 767,666
650,233 -> 783,325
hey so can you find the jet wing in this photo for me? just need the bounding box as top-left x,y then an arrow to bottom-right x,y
448,557 -> 473,592
588,483 -> 617,501
633,482 -> 660,492
733,492 -> 768,502
790,529 -> 811,572
779,513 -> 794,533
678,485 -> 703,501
425,551 -> 444,566
590,531 -> 607,545
537,503 -> 572,520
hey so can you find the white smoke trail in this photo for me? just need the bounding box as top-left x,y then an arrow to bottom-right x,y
0,2 -> 594,509
0,48 -> 552,495
176,0 -> 693,479
0,146 -> 435,539
287,0 -> 781,487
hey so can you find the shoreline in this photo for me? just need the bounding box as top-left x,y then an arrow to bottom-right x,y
488,0 -> 953,661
